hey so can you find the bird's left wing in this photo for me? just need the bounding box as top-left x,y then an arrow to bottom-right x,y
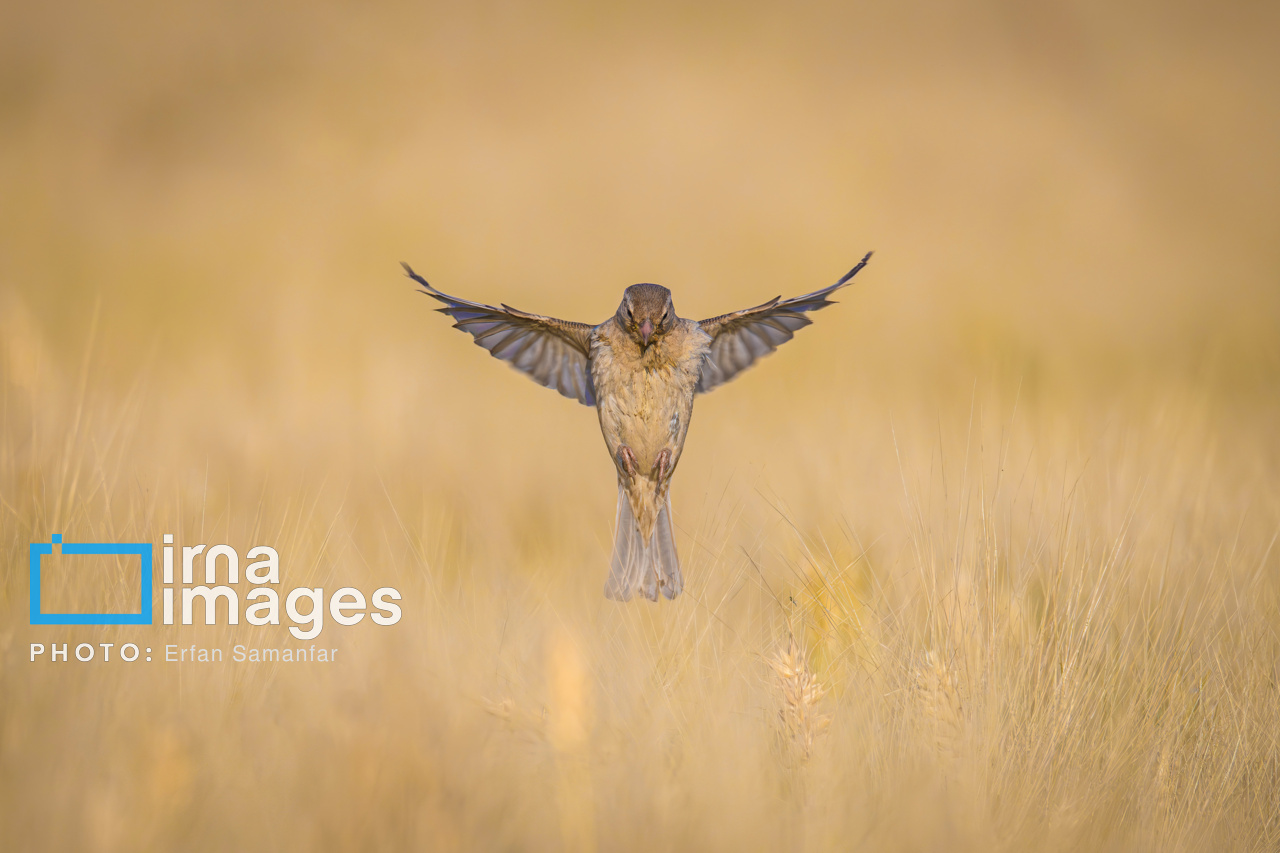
695,252 -> 872,393
403,264 -> 597,406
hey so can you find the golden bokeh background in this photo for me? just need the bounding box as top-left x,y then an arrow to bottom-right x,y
2,1 -> 1278,850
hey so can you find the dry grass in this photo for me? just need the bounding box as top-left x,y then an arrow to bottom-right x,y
2,1 -> 1280,850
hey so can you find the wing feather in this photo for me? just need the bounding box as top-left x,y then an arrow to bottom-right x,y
403,264 -> 597,406
696,252 -> 872,393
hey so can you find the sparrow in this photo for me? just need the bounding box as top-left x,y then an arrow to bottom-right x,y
403,252 -> 872,601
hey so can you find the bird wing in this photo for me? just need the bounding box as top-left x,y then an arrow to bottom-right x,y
403,263 -> 597,406
695,252 -> 872,393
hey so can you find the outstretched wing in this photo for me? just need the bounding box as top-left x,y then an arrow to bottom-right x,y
696,252 -> 872,393
403,263 -> 597,406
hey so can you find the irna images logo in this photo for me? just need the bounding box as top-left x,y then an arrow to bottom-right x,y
28,534 -> 402,639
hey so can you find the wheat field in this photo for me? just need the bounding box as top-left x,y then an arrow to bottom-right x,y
2,1 -> 1279,850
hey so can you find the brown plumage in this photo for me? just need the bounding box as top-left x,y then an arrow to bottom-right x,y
402,252 -> 872,600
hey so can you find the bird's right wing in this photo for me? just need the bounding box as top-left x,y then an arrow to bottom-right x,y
403,264 -> 597,406
695,252 -> 872,393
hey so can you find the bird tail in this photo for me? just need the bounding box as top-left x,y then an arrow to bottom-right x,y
604,485 -> 682,601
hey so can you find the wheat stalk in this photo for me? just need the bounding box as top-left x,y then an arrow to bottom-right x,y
771,635 -> 831,761
914,650 -> 964,765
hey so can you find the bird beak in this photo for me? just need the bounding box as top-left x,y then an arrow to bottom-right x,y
639,319 -> 654,346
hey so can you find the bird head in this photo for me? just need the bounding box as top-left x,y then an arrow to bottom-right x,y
617,284 -> 675,350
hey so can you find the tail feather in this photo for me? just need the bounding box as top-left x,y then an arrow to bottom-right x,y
605,486 -> 683,601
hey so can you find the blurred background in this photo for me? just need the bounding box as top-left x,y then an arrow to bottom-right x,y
3,0 -> 1277,399
2,1 -> 1279,850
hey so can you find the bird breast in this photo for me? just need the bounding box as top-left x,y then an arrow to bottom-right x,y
590,320 -> 710,476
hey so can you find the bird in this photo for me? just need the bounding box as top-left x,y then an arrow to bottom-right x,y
403,252 -> 872,601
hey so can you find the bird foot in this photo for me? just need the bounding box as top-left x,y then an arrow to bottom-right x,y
617,445 -> 639,478
652,448 -> 672,481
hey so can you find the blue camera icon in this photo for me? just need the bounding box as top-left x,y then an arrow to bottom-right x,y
29,535 -> 153,625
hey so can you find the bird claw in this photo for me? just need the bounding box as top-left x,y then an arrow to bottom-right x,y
617,445 -> 639,478
652,448 -> 672,481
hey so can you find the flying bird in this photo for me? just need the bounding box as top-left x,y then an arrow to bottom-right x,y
403,253 -> 872,601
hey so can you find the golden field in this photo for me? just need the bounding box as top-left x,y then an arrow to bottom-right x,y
2,1 -> 1279,849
